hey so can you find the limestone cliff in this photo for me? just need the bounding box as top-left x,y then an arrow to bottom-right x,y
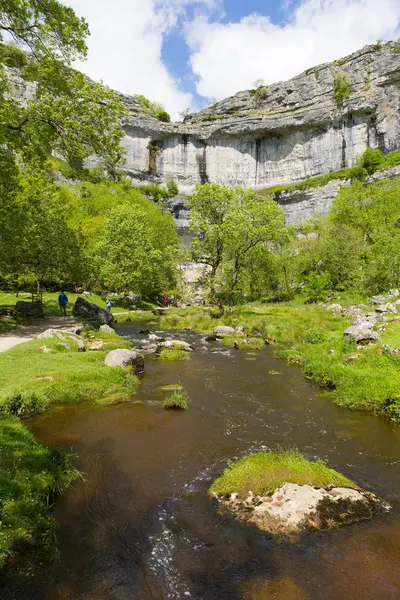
120,42 -> 400,195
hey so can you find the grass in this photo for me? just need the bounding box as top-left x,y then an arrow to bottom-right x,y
221,336 -> 266,351
159,348 -> 190,361
209,450 -> 355,497
154,298 -> 400,421
0,416 -> 80,569
0,331 -> 136,417
163,389 -> 189,410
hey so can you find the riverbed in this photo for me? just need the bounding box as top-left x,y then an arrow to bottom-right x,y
3,323 -> 400,599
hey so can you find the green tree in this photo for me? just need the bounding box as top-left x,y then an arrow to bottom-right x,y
0,1 -> 126,186
96,202 -> 180,298
188,184 -> 285,305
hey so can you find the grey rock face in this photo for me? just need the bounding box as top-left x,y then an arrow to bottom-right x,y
36,328 -> 86,351
118,44 -> 400,199
73,297 -> 113,325
104,349 -> 144,374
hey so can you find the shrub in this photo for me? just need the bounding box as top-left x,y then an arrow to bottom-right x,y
163,389 -> 189,410
136,95 -> 171,122
166,178 -> 179,197
0,391 -> 47,417
334,72 -> 352,106
304,272 -> 332,303
360,148 -> 383,174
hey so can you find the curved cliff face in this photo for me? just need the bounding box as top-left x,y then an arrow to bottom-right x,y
121,42 -> 400,193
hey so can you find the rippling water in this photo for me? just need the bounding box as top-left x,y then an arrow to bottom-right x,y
4,323 -> 400,599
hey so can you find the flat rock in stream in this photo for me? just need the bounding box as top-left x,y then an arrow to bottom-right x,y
214,326 -> 235,337
216,483 -> 388,535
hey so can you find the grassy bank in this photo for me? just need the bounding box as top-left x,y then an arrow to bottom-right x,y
158,299 -> 400,421
0,416 -> 80,569
0,328 -> 139,569
210,450 -> 355,496
0,330 -> 137,416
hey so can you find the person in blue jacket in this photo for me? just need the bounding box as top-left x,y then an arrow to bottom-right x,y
58,291 -> 68,316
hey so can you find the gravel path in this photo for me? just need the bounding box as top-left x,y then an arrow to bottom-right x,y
0,316 -> 78,353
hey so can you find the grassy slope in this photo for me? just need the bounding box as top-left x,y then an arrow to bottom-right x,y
158,300 -> 400,421
209,450 -> 355,496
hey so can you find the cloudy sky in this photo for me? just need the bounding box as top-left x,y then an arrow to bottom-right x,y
65,0 -> 400,119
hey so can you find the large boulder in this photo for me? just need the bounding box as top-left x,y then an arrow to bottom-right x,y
104,349 -> 144,374
152,307 -> 168,316
15,301 -> 43,318
344,324 -> 380,343
73,297 -> 113,325
214,325 -> 235,337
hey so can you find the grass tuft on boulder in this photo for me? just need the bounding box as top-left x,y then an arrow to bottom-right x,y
209,450 -> 355,497
159,348 -> 190,361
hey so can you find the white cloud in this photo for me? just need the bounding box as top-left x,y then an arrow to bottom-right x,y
65,0 -> 220,119
186,0 -> 400,100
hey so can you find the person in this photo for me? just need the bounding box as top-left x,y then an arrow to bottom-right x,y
58,291 -> 68,316
106,299 -> 112,313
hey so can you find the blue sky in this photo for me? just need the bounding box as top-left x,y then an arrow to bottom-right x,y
67,0 -> 400,119
161,0 -> 292,105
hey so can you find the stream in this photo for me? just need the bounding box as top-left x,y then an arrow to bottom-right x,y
3,322 -> 400,599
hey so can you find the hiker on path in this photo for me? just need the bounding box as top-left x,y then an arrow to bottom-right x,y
58,292 -> 68,316
106,299 -> 112,313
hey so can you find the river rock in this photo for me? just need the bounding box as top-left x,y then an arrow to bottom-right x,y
73,297 -> 113,325
152,307 -> 168,316
100,324 -> 115,334
105,349 -> 144,374
156,340 -> 193,352
344,324 -> 380,343
15,301 -> 43,318
82,291 -> 91,298
214,326 -> 235,337
37,328 -> 67,340
326,304 -> 343,314
217,483 -> 388,534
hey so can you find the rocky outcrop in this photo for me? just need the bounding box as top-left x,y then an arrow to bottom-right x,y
119,43 -> 400,200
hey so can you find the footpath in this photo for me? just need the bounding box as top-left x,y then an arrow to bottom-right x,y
0,316 -> 78,352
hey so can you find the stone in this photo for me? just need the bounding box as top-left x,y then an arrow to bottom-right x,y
73,297 -> 113,325
82,291 -> 91,298
346,354 -> 361,364
214,326 -> 235,337
99,324 -> 115,334
344,325 -> 380,343
220,482 -> 388,534
375,303 -> 397,314
15,301 -> 43,318
105,349 -> 145,374
88,340 -> 105,351
205,335 -> 217,342
151,307 -> 168,316
37,328 -> 66,340
156,340 -> 193,352
235,325 -> 245,332
326,304 -> 343,314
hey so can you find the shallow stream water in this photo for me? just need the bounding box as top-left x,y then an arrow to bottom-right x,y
3,323 -> 400,599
